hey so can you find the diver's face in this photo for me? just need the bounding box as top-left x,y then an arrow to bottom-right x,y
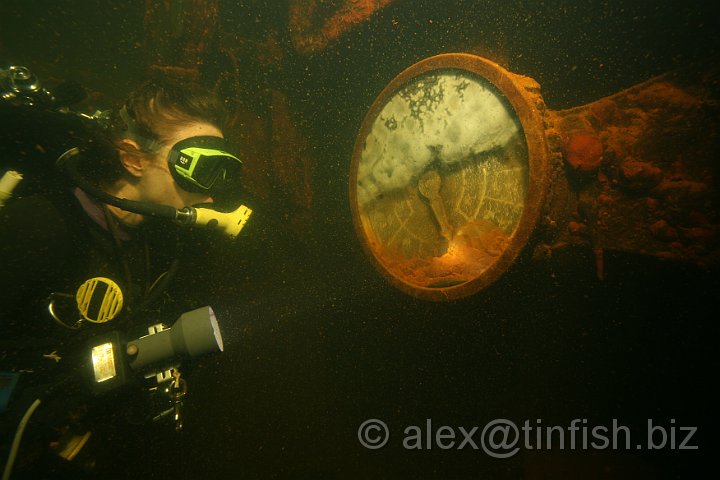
139,122 -> 222,208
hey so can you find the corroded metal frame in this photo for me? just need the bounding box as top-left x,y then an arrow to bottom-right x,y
349,53 -> 550,301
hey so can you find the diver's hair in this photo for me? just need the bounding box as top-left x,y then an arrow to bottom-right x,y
82,77 -> 228,186
120,77 -> 228,148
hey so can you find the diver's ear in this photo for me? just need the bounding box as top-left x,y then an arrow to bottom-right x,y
117,139 -> 145,178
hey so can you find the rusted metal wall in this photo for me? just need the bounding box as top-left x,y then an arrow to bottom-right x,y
289,0 -> 396,54
541,62 -> 719,274
142,0 -> 396,227
142,2 -> 718,273
143,0 -> 220,79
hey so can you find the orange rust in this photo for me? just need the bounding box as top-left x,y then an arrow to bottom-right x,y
684,227 -> 716,242
564,133 -> 603,173
289,0 -> 396,54
374,222 -> 511,289
594,247 -> 604,280
551,62 -> 719,268
619,158 -> 663,190
147,65 -> 200,80
568,221 -> 586,234
649,220 -> 678,240
645,198 -> 660,210
589,99 -> 617,124
598,193 -> 613,204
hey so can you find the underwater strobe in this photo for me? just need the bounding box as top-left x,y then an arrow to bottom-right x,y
88,306 -> 224,393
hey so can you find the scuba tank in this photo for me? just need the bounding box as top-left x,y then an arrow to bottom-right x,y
1,65 -> 252,237
0,63 -> 90,204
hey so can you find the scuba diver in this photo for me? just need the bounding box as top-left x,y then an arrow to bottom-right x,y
0,66 -> 251,477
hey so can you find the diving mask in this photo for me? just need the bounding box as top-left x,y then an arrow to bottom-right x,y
168,136 -> 243,193
117,107 -> 243,193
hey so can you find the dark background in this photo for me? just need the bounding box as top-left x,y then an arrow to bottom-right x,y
2,1 -> 719,478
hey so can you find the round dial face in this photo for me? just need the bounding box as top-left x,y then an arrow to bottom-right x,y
353,67 -> 530,296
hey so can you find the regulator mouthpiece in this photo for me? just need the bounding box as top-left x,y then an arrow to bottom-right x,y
177,204 -> 253,239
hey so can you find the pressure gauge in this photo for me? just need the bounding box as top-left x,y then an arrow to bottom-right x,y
350,54 -> 549,301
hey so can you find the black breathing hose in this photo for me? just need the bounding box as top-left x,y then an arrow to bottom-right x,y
57,147 -> 183,221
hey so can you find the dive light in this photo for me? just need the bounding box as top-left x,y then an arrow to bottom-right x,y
88,306 -> 223,393
0,170 -> 23,208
